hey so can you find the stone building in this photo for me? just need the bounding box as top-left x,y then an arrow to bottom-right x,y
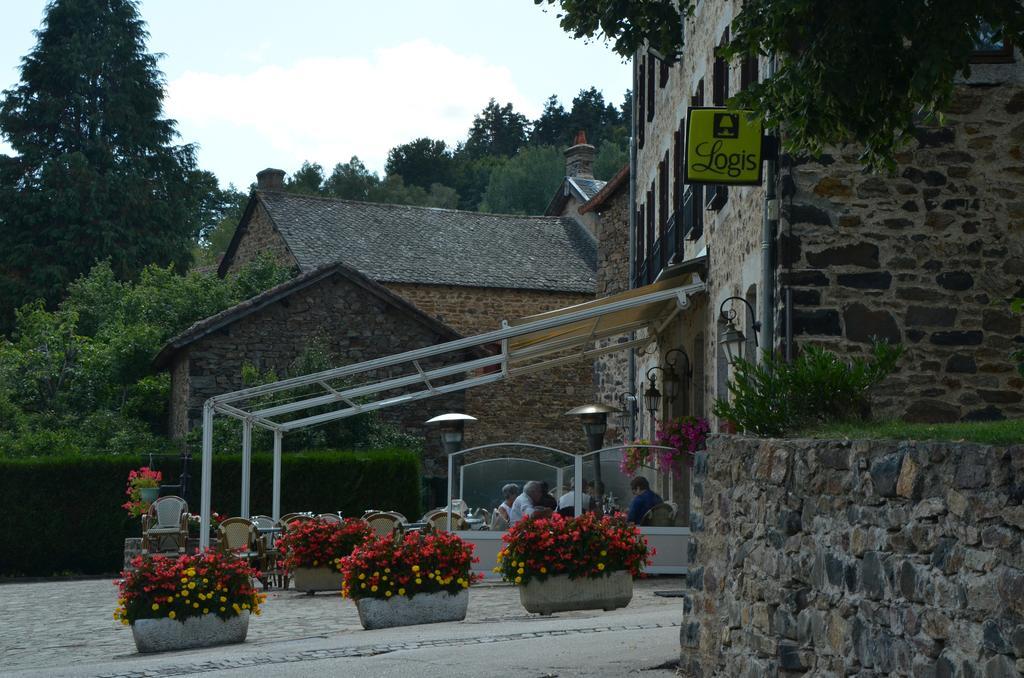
158,166 -> 599,475
545,131 -> 608,235
612,1 -> 1024,433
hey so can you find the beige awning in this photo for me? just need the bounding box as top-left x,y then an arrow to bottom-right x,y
506,273 -> 705,375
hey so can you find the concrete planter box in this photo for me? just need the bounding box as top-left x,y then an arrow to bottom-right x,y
292,566 -> 344,593
131,611 -> 249,653
519,571 -> 633,615
355,589 -> 468,630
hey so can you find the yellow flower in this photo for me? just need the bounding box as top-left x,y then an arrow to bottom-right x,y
168,611 -> 176,619
151,603 -> 159,611
492,567 -> 500,573
219,607 -> 226,612
600,550 -> 607,557
358,573 -> 366,580
202,578 -> 209,584
517,568 -> 524,575
398,588 -> 406,596
514,576 -> 522,584
187,582 -> 196,590
370,585 -> 378,592
373,571 -> 380,577
181,590 -> 189,597
384,568 -> 391,573
385,591 -> 393,597
220,596 -> 227,603
203,608 -> 209,614
415,578 -> 422,585
313,560 -> 319,567
193,602 -> 199,609
412,565 -> 420,572
180,577 -> 188,583
540,567 -> 547,574
360,583 -> 366,589
597,563 -> 606,571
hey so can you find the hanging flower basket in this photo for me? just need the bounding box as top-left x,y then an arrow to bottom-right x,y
115,550 -> 265,653
340,530 -> 480,629
621,416 -> 710,478
496,513 -> 651,615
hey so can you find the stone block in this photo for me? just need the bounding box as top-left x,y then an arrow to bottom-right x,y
870,453 -> 905,497
908,306 -> 958,327
930,330 -> 984,346
837,271 -> 893,289
905,399 -> 961,423
785,203 -> 833,226
793,309 -> 842,336
806,243 -> 880,268
845,303 -> 901,344
946,354 -> 978,373
897,454 -> 924,499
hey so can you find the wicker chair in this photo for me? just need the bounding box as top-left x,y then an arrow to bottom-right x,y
640,502 -> 677,527
278,513 -> 314,532
316,512 -> 343,524
425,510 -> 469,532
141,496 -> 189,555
363,511 -> 404,538
218,518 -> 267,585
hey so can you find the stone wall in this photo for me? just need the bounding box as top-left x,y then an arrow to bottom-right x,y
175,273 -> 467,476
680,435 -> 1024,677
385,282 -> 597,454
780,82 -> 1024,424
591,183 -> 634,437
222,199 -> 297,275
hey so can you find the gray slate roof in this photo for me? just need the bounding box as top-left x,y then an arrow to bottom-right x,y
246,191 -> 597,294
568,177 -> 606,201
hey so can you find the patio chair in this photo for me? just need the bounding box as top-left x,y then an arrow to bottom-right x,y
218,518 -> 268,585
444,499 -> 468,516
489,509 -> 509,531
317,512 -> 343,524
363,511 -> 404,538
640,502 -> 677,527
141,496 -> 189,555
425,510 -> 469,532
278,513 -> 314,532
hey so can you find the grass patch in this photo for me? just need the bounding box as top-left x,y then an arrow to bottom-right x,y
793,418 -> 1024,445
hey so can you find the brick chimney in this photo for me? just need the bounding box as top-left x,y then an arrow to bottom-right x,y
256,167 -> 285,191
564,130 -> 595,179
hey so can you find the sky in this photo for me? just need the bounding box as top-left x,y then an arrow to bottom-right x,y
0,1 -> 631,189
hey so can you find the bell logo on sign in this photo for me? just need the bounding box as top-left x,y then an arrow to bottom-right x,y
684,108 -> 764,186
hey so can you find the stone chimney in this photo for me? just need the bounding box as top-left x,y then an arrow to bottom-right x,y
256,167 -> 285,191
564,130 -> 595,179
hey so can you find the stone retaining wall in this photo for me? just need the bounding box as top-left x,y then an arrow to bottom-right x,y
680,435 -> 1024,677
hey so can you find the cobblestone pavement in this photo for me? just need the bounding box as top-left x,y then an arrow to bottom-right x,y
2,577 -> 685,677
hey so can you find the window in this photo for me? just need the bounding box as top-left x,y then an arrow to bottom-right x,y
971,23 -> 1015,63
647,57 -> 656,122
712,29 -> 730,106
659,153 -> 669,268
740,54 -> 759,91
635,205 -> 645,287
705,183 -> 728,211
692,79 -> 704,108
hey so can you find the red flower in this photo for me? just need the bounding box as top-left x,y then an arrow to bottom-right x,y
276,518 -> 373,572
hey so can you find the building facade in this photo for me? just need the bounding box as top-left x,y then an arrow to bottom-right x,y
615,1 -> 1024,435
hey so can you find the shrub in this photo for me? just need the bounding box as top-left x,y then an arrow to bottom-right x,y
713,340 -> 903,437
496,513 -> 651,585
0,448 -> 420,576
276,518 -> 373,572
115,550 -> 265,625
340,531 -> 479,601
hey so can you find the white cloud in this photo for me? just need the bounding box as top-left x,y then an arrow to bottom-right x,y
166,40 -> 535,182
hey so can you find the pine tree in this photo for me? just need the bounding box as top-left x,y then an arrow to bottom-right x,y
0,0 -> 214,331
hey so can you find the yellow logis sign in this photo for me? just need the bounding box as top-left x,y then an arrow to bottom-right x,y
684,107 -> 764,186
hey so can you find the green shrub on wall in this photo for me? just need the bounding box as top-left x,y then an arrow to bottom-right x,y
0,449 -> 419,576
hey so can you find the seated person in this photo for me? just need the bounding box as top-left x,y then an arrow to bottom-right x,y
557,479 -> 598,517
626,476 -> 662,524
492,483 -> 519,529
508,481 -> 553,523
536,481 -> 558,511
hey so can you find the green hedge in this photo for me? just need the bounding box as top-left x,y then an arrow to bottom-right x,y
0,448 -> 420,576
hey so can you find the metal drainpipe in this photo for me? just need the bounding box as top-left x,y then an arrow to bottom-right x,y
628,51 -> 638,441
761,53 -> 779,357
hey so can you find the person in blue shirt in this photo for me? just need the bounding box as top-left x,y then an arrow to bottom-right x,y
626,476 -> 662,524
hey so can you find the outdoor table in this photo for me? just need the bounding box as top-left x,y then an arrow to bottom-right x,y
464,517 -> 485,530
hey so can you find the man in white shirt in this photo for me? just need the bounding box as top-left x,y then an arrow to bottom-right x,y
508,481 -> 549,523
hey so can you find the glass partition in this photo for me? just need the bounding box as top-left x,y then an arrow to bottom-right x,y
459,458 -> 561,513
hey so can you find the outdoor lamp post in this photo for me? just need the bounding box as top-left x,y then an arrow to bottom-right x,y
616,392 -> 638,439
565,404 -> 619,513
644,366 -> 667,417
426,413 -> 477,519
718,296 -> 761,363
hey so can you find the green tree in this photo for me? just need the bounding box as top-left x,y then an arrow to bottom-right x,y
194,185 -> 249,266
323,156 -> 382,201
567,87 -> 624,148
531,95 -> 571,147
285,161 -> 326,194
535,0 -> 1024,167
0,0 -> 218,330
479,145 -> 564,215
593,141 -> 628,180
385,138 -> 454,190
462,99 -> 530,159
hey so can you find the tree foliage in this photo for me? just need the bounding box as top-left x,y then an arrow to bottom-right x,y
0,255 -> 293,457
480,145 -> 565,215
536,0 -> 1024,167
385,138 -> 454,190
0,0 -> 226,329
461,99 -> 531,159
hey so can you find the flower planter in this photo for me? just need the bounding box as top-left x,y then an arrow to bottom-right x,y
292,566 -> 344,593
355,589 -> 468,630
519,570 -> 633,615
138,487 -> 160,504
131,612 -> 249,653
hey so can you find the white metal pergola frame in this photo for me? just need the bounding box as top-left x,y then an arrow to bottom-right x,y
197,276 -> 706,548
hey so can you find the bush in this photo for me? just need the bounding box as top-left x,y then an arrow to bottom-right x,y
0,448 -> 420,576
713,340 -> 903,437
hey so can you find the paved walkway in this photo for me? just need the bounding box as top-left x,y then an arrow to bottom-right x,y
2,577 -> 685,677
